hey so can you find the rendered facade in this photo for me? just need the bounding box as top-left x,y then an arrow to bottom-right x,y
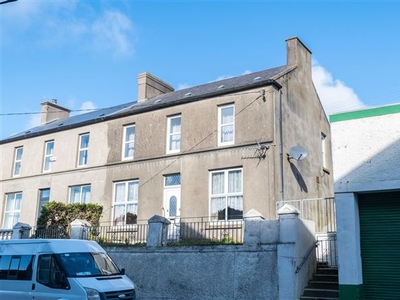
0,37 -> 333,231
331,104 -> 400,299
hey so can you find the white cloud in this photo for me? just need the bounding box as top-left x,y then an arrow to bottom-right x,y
177,83 -> 191,90
3,1 -> 135,57
312,61 -> 367,116
25,114 -> 42,131
79,101 -> 97,112
91,10 -> 135,57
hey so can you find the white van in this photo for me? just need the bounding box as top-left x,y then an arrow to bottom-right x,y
0,239 -> 136,299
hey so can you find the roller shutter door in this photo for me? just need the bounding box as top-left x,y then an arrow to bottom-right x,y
358,191 -> 400,299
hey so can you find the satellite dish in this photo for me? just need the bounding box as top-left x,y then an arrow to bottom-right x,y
288,146 -> 308,161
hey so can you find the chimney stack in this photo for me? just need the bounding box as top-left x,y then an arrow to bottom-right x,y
40,99 -> 70,125
286,37 -> 312,76
137,72 -> 174,102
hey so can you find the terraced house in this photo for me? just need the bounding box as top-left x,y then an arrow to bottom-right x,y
0,37 -> 334,236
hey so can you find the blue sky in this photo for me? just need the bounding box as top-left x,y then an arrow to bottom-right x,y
1,0 -> 400,139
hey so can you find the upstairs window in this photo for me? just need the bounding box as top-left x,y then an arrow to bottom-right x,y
218,104 -> 235,146
43,141 -> 54,172
69,185 -> 91,204
210,168 -> 243,221
122,124 -> 135,160
13,147 -> 23,176
113,180 -> 139,226
77,133 -> 89,167
3,192 -> 22,229
167,115 -> 181,154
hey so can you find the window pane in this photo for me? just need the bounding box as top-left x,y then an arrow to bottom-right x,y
113,205 -> 125,225
124,142 -> 134,158
6,195 -> 15,211
221,106 -> 233,124
211,172 -> 224,194
80,135 -> 90,148
165,174 -> 181,186
79,150 -> 88,165
81,186 -> 91,203
114,183 -> 125,202
227,196 -> 243,220
16,148 -> 23,160
210,197 -> 226,221
221,125 -> 233,143
44,157 -> 51,171
124,126 -> 135,159
169,196 -> 177,217
127,181 -> 138,202
170,134 -> 181,151
170,117 -> 181,134
4,213 -> 14,229
70,187 -> 80,204
46,142 -> 54,155
228,170 -> 242,193
14,162 -> 21,176
126,126 -> 135,141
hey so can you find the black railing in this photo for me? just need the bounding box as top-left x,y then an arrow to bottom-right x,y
316,233 -> 337,266
91,222 -> 148,246
166,217 -> 244,246
28,217 -> 243,247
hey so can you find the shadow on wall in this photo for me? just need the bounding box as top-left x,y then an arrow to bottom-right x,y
334,138 -> 400,190
290,162 -> 308,193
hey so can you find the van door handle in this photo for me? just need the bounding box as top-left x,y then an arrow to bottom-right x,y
32,283 -> 35,290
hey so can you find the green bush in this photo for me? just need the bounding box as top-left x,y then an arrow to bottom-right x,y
36,202 -> 103,236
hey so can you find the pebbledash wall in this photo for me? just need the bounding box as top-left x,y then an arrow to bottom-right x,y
331,103 -> 400,299
105,206 -> 316,300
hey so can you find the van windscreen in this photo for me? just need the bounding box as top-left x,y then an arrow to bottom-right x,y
57,252 -> 120,277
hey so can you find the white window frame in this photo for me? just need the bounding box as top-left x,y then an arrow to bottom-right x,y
77,133 -> 90,167
3,192 -> 22,229
167,115 -> 181,154
122,124 -> 135,160
37,188 -> 50,218
209,168 -> 243,222
112,180 -> 139,226
218,104 -> 235,146
43,140 -> 54,172
69,184 -> 91,204
13,147 -> 23,177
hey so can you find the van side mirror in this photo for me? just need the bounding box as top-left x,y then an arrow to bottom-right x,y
120,268 -> 125,275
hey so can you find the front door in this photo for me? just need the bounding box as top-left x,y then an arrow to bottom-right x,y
163,187 -> 180,240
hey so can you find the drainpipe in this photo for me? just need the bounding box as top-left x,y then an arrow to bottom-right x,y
279,88 -> 284,207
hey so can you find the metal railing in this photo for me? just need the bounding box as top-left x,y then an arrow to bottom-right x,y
277,197 -> 336,233
26,217 -> 243,246
295,241 -> 318,274
0,229 -> 12,240
91,222 -> 148,245
166,217 -> 244,246
316,233 -> 337,266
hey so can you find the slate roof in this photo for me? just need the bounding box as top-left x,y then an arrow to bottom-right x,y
1,65 -> 288,144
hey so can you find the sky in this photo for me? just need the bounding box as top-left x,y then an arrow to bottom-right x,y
1,0 -> 400,140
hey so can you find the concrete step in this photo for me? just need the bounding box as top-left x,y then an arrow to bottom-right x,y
300,296 -> 339,300
317,267 -> 338,275
308,280 -> 339,290
313,273 -> 338,282
302,288 -> 339,298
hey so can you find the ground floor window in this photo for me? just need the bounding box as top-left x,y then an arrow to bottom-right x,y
3,192 -> 22,229
210,168 -> 243,221
113,180 -> 139,225
69,185 -> 91,204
